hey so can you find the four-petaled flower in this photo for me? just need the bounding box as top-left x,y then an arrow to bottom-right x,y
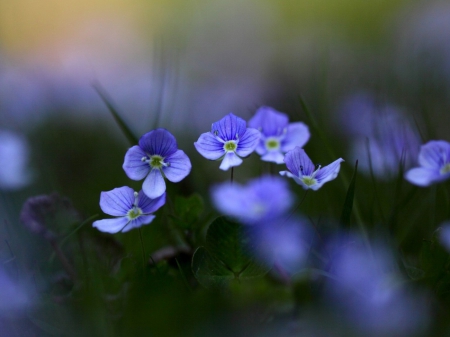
211,175 -> 293,224
405,140 -> 450,187
93,186 -> 165,233
280,147 -> 344,190
194,113 -> 260,170
248,106 -> 310,164
123,128 -> 191,199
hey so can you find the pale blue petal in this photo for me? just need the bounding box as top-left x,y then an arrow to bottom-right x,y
143,169 -> 166,199
138,128 -> 178,157
123,146 -> 150,180
137,191 -> 166,214
261,151 -> 285,164
163,150 -> 192,182
418,140 -> 450,169
315,158 -> 345,184
211,183 -> 248,219
280,122 -> 310,152
93,217 -> 129,234
405,167 -> 444,187
248,106 -> 288,137
121,215 -> 156,232
235,128 -> 260,157
212,113 -> 247,141
219,152 -> 243,170
255,138 -> 266,156
99,186 -> 134,216
284,147 -> 315,176
194,132 -> 225,160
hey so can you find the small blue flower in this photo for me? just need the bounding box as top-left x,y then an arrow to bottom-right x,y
211,175 -> 293,224
123,128 -> 191,199
248,106 -> 310,164
280,147 -> 344,190
405,140 -> 450,187
194,113 -> 260,170
93,186 -> 165,233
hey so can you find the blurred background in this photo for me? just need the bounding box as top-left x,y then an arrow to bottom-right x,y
2,0 -> 450,335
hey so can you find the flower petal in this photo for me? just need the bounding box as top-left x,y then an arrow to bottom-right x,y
194,132 -> 225,160
280,170 -> 311,190
143,169 -> 166,199
92,217 -> 129,234
418,140 -> 450,169
121,215 -> 156,232
163,150 -> 192,182
99,186 -> 135,216
138,128 -> 178,157
212,113 -> 247,141
405,167 -> 444,187
219,152 -> 243,170
138,191 -> 166,214
248,106 -> 289,137
261,151 -> 285,164
280,122 -> 310,152
315,158 -> 344,185
123,146 -> 150,180
284,147 -> 315,176
235,128 -> 260,157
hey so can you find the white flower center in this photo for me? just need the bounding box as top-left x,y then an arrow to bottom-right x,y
224,140 -> 237,152
141,155 -> 170,169
265,137 -> 280,151
301,176 -> 317,187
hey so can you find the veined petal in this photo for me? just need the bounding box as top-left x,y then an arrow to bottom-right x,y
138,128 -> 178,157
315,158 -> 345,184
143,169 -> 166,199
280,122 -> 310,152
99,186 -> 135,216
163,150 -> 192,182
194,132 -> 225,160
93,217 -> 129,234
261,151 -> 285,164
405,167 -> 444,187
212,113 -> 247,141
235,128 -> 260,157
219,152 -> 243,170
123,146 -> 150,180
418,140 -> 450,169
248,106 -> 289,137
137,191 -> 166,214
284,147 -> 315,176
121,215 -> 156,232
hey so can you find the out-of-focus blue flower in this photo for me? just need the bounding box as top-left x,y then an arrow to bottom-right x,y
326,238 -> 429,336
280,147 -> 344,190
405,140 -> 450,187
0,130 -> 32,190
93,186 -> 165,233
0,267 -> 31,314
248,106 -> 310,164
123,128 -> 191,199
211,175 -> 293,225
194,113 -> 260,170
440,222 -> 450,251
338,93 -> 421,180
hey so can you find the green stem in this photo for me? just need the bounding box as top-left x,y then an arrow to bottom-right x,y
138,228 -> 147,271
230,167 -> 234,184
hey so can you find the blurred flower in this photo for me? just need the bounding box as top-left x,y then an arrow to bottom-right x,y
405,140 -> 450,187
0,267 -> 31,314
280,147 -> 344,190
93,186 -> 165,233
0,130 -> 32,190
123,128 -> 191,199
338,93 -> 421,180
194,113 -> 260,170
326,238 -> 429,336
211,175 -> 293,225
248,106 -> 310,164
439,222 -> 450,251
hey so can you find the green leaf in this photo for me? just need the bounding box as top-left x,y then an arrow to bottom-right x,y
173,193 -> 204,229
191,216 -> 270,288
340,160 -> 358,227
93,82 -> 139,146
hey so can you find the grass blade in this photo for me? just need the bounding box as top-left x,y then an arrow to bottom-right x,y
340,160 -> 358,228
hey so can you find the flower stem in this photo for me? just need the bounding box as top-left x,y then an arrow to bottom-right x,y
231,167 -> 234,184
138,228 -> 147,271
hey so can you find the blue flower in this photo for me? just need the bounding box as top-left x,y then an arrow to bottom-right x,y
280,147 -> 344,190
194,113 -> 260,170
93,186 -> 165,233
123,128 -> 191,199
405,140 -> 450,186
248,106 -> 310,164
211,175 -> 293,224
